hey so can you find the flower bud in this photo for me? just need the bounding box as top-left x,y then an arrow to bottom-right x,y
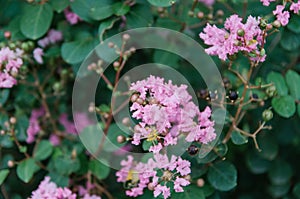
188,11 -> 194,17
216,10 -> 224,17
108,42 -> 114,48
113,61 -> 120,68
207,13 -> 213,20
265,85 -> 276,97
8,160 -> 14,168
136,98 -> 144,105
9,117 -> 17,124
197,178 -> 205,187
122,34 -> 130,41
262,109 -> 273,121
21,42 -> 29,51
117,135 -> 126,143
148,183 -> 155,191
0,130 -> 5,135
273,20 -> 281,28
122,117 -> 130,126
130,93 -> 139,103
237,29 -> 245,37
197,12 -> 204,19
53,82 -> 62,92
4,31 -> 11,39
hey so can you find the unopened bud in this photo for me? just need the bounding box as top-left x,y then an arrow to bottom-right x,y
148,183 -> 155,191
262,109 -> 273,121
216,10 -> 224,17
273,20 -> 281,28
237,29 -> 245,37
113,61 -> 120,68
8,160 -> 14,168
130,93 -> 139,103
117,135 -> 126,143
9,117 -> 17,124
122,34 -> 130,41
108,42 -> 114,48
197,178 -> 205,187
122,117 -> 130,126
4,31 -> 11,39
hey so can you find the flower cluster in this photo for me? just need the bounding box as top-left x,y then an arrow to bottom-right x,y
198,0 -> 214,7
64,8 -> 81,25
38,29 -> 63,48
30,176 -> 101,199
200,15 -> 266,62
116,154 -> 191,199
0,47 -> 23,88
26,107 -> 45,143
129,76 -> 215,154
261,0 -> 300,26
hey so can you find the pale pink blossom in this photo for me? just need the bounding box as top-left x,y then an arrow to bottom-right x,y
64,8 -> 81,25
260,0 -> 275,6
26,107 -> 45,143
38,29 -> 63,48
33,48 -> 44,64
198,0 -> 214,6
273,5 -> 290,26
290,1 -> 300,14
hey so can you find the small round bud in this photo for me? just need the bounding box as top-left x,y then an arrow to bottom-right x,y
136,98 -> 144,105
134,125 -> 141,133
229,90 -> 239,101
71,149 -> 77,159
4,31 -> 11,39
122,34 -> 130,41
129,47 -> 136,53
266,24 -> 273,31
103,113 -> 109,119
113,61 -> 120,68
8,160 -> 14,168
217,18 -> 224,24
9,117 -> 17,124
207,13 -> 213,20
187,145 -> 199,156
53,82 -> 61,92
188,11 -> 194,17
266,85 -> 276,97
0,130 -> 5,135
122,117 -> 130,126
157,7 -> 164,13
149,97 -> 158,105
130,93 -> 139,103
262,109 -> 273,121
237,29 -> 245,37
260,48 -> 266,56
117,135 -> 126,143
9,43 -> 16,49
197,178 -> 205,187
259,101 -> 265,107
148,183 -> 155,191
184,175 -> 191,181
197,11 -> 204,19
88,105 -> 95,113
108,42 -> 114,48
27,41 -> 34,49
21,42 -> 29,51
273,20 -> 281,28
216,10 -> 224,17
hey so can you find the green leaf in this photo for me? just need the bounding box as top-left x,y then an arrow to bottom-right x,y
147,0 -> 177,7
285,70 -> 300,100
268,160 -> 293,185
267,71 -> 288,96
258,135 -> 278,161
272,96 -> 296,118
0,89 -> 9,106
16,158 -> 39,183
79,124 -> 102,154
142,140 -> 153,151
71,0 -> 113,22
33,140 -> 53,161
104,123 -> 128,152
268,183 -> 290,198
112,2 -> 130,16
54,156 -> 80,175
61,38 -> 98,64
126,5 -> 153,28
246,152 -> 271,174
172,185 -> 205,199
48,172 -> 69,187
293,182 -> 300,199
88,159 -> 110,180
0,169 -> 9,185
287,15 -> 300,34
49,0 -> 69,13
208,161 -> 237,191
231,131 -> 248,145
98,18 -> 119,42
298,104 -> 300,118
20,3 -> 53,39
280,30 -> 300,51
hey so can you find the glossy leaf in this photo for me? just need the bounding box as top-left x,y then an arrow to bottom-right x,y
272,96 -> 296,118
16,158 -> 39,183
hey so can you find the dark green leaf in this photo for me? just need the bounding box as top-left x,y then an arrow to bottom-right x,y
280,30 -> 300,51
268,160 -> 293,185
48,172 -> 69,187
268,183 -> 290,198
246,152 -> 271,174
79,124 -> 102,154
113,2 -> 130,16
231,131 -> 248,145
208,161 -> 237,191
33,140 -> 53,161
172,185 -> 205,199
287,15 -> 300,34
126,5 -> 153,28
88,159 -> 110,180
147,0 -> 177,7
0,89 -> 10,106
267,71 -> 288,96
0,169 -> 9,185
293,182 -> 300,199
258,135 -> 278,161
142,140 -> 153,151
54,156 -> 80,175
98,18 -> 119,42
61,38 -> 98,64
49,0 -> 69,13
272,96 -> 296,118
16,158 -> 39,183
285,70 -> 300,100
20,3 -> 53,39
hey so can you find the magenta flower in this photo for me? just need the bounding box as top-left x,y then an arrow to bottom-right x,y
198,0 -> 214,6
26,107 -> 45,143
290,1 -> 300,14
273,5 -> 290,26
59,113 -> 77,134
260,0 -> 275,6
33,48 -> 44,64
64,8 -> 81,25
38,29 -> 63,48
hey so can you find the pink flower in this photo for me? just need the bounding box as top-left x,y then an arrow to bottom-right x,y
260,0 -> 275,6
49,134 -> 61,146
273,5 -> 290,26
149,143 -> 163,153
153,185 -> 170,199
33,48 -> 44,64
82,194 -> 101,199
176,157 -> 191,176
198,0 -> 214,6
290,1 -> 300,14
174,177 -> 190,192
26,107 -> 45,143
0,73 -> 16,88
59,113 -> 77,134
38,29 -> 63,48
64,8 -> 81,25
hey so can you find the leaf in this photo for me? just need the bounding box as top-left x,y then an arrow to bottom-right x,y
268,183 -> 290,198
208,161 -> 237,191
98,18 -> 119,42
142,140 -> 153,151
285,70 -> 300,100
287,15 -> 300,34
33,140 -> 53,161
16,158 -> 39,183
112,2 -> 130,16
147,0 -> 177,7
172,185 -> 205,199
272,96 -> 296,118
71,0 -> 113,22
268,160 -> 293,185
20,3 -> 53,39
88,159 -> 110,180
293,182 -> 300,199
267,71 -> 288,96
126,5 -> 153,28
0,169 -> 9,185
298,104 -> 300,118
54,156 -> 80,175
61,38 -> 98,64
48,172 -> 69,187
49,0 -> 69,13
0,89 -> 10,106
280,30 -> 300,51
104,123 -> 128,152
246,152 -> 271,174
231,131 -> 248,145
79,124 -> 102,154
257,134 -> 278,161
